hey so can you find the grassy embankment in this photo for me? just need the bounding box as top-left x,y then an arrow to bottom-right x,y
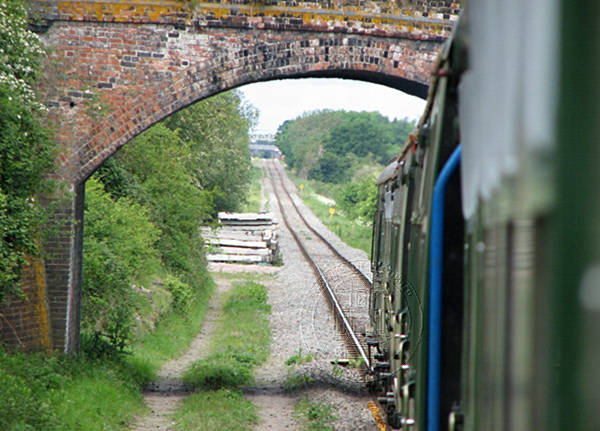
0,275 -> 214,431
175,278 -> 272,430
128,279 -> 214,376
0,276 -> 274,431
286,173 -> 373,256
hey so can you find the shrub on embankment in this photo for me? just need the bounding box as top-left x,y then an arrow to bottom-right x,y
81,91 -> 255,355
0,346 -> 148,431
0,0 -> 57,307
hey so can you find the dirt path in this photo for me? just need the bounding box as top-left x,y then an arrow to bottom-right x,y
245,388 -> 299,431
130,279 -> 233,431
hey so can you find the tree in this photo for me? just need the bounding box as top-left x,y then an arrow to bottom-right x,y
106,124 -> 212,281
274,110 -> 414,183
164,91 -> 256,212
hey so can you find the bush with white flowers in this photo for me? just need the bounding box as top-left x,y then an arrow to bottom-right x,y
0,0 -> 56,305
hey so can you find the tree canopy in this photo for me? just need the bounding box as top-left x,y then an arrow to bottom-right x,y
274,110 -> 414,183
84,90 -> 255,350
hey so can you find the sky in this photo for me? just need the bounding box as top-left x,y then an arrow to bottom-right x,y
239,78 -> 426,137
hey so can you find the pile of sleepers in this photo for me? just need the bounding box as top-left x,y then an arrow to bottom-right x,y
202,212 -> 279,264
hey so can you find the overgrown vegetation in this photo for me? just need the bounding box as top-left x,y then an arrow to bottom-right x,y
184,281 -> 271,389
0,275 -> 217,431
83,90 -> 255,354
174,389 -> 259,431
129,278 -> 214,377
175,279 -> 271,430
0,346 -> 147,430
242,160 -> 264,213
290,176 -> 373,255
0,0 -> 56,305
275,110 -> 408,251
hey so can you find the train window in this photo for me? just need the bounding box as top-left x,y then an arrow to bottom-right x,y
384,187 -> 393,220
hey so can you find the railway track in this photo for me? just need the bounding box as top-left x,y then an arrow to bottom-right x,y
265,159 -> 372,373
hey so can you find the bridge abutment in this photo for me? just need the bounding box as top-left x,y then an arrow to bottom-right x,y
42,183 -> 85,352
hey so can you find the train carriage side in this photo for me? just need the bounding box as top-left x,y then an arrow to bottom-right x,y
370,30 -> 466,430
372,1 -> 600,430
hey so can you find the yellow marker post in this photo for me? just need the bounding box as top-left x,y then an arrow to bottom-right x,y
329,207 -> 336,216
299,184 -> 304,192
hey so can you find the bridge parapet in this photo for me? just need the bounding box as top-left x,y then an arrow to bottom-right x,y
30,0 -> 458,39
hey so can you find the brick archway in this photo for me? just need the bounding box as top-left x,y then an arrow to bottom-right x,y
42,23 -> 442,183
3,0 -> 457,352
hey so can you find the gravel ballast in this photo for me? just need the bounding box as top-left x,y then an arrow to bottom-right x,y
241,160 -> 377,431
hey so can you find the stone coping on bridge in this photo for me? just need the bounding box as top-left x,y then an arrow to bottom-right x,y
30,0 -> 458,40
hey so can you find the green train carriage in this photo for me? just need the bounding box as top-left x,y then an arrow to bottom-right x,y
369,1 -> 600,430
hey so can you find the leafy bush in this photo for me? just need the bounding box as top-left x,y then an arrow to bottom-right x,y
0,346 -> 151,431
0,370 -> 47,429
107,124 -> 212,283
165,275 -> 194,312
0,347 -> 64,430
337,175 -> 378,221
82,178 -> 160,354
0,0 -> 56,305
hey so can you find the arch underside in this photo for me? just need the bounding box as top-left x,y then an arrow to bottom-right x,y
40,22 -> 440,183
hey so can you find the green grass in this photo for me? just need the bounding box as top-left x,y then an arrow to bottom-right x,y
55,370 -> 144,431
129,280 -> 214,376
0,348 -> 146,431
242,161 -> 264,213
294,396 -> 336,431
210,271 -> 275,282
183,281 -> 271,389
174,389 -> 258,431
285,347 -> 316,366
302,192 -> 373,256
286,171 -> 373,255
283,348 -> 315,390
1,268 -> 217,431
177,280 -> 272,429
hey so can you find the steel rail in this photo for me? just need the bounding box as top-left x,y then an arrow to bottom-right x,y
266,160 -> 371,372
270,161 -> 373,286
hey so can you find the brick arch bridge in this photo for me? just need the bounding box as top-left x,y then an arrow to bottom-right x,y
1,0 -> 458,352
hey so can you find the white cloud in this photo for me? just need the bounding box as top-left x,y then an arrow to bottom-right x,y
239,78 -> 426,136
